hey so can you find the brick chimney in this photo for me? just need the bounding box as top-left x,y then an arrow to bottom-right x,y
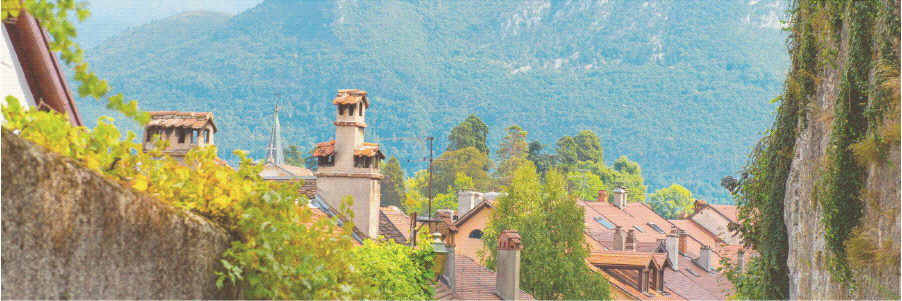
678,230 -> 688,254
697,245 -> 712,272
597,190 -> 608,202
613,226 -> 625,251
666,233 -> 680,271
625,229 -> 637,252
497,230 -> 522,300
458,189 -> 481,216
611,185 -> 627,209
693,199 -> 708,214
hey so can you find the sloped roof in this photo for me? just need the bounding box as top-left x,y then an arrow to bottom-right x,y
332,89 -> 369,108
709,204 -> 738,223
354,143 -> 385,159
146,111 -> 217,132
378,207 -> 409,244
454,252 -> 535,300
588,250 -> 671,270
259,163 -> 313,179
4,10 -> 83,126
601,268 -> 685,300
312,140 -> 335,157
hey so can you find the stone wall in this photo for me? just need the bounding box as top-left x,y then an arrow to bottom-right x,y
783,2 -> 900,298
1,129 -> 238,299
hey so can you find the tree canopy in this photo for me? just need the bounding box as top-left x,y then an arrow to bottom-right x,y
380,156 -> 406,208
446,114 -> 490,155
481,163 -> 610,300
574,130 -> 604,163
647,184 -> 694,219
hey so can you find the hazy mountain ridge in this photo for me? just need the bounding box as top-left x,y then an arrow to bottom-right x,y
75,0 -> 789,203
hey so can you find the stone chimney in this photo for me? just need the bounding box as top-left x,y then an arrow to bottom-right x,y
497,230 -> 522,300
613,226 -> 625,251
458,189 -> 481,216
737,249 -> 745,271
666,233 -> 680,271
697,245 -> 712,272
678,230 -> 688,254
624,229 -> 637,252
444,244 -> 456,290
611,185 -> 627,209
597,190 -> 608,202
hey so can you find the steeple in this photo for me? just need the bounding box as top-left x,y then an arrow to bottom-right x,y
265,105 -> 285,164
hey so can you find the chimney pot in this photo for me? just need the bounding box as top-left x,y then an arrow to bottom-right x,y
678,230 -> 688,254
612,185 -> 627,209
597,190 -> 608,202
625,229 -> 637,252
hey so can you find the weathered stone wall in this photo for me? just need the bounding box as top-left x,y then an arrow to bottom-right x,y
1,129 -> 238,299
783,2 -> 900,298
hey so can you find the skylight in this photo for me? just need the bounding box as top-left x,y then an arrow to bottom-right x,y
647,222 -> 665,234
594,216 -> 615,229
632,225 -> 645,233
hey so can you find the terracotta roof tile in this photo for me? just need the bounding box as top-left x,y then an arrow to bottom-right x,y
380,206 -> 412,242
354,143 -> 385,159
332,89 -> 370,108
710,204 -> 738,223
146,111 -> 216,132
434,279 -> 461,300
454,252 -> 535,300
378,208 -> 408,244
312,141 -> 335,157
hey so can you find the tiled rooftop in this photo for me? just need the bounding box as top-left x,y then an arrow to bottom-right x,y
378,207 -> 409,244
709,204 -> 738,223
454,252 -> 535,300
312,141 -> 335,157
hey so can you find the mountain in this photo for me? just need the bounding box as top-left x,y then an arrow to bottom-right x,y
74,0 -> 789,203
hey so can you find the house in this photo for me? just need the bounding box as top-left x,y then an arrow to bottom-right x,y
312,89 -> 386,239
141,111 -> 220,162
2,9 -> 82,125
685,199 -> 739,245
450,186 -> 749,300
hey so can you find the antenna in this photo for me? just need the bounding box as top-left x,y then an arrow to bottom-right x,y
383,136 -> 447,247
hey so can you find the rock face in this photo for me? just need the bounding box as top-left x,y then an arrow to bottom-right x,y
782,2 -> 900,299
1,129 -> 238,299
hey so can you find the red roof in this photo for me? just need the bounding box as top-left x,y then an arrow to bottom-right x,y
709,204 -> 738,223
146,111 -> 217,132
332,89 -> 369,108
312,141 -> 335,157
454,252 -> 535,300
378,206 -> 410,244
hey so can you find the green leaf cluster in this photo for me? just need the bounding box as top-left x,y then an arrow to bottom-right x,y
481,163 -> 610,300
647,184 -> 694,219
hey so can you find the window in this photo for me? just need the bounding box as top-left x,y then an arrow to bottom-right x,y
647,223 -> 665,234
359,105 -> 363,116
349,103 -> 356,116
469,230 -> 483,239
633,225 -> 646,233
363,157 -> 372,168
319,155 -> 335,167
594,216 -> 615,229
204,130 -> 210,143
191,130 -> 198,144
338,104 -> 344,115
374,159 -> 379,169
354,156 -> 362,168
177,128 -> 186,143
145,127 -> 154,142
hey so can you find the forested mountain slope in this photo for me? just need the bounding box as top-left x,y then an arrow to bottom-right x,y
75,0 -> 789,202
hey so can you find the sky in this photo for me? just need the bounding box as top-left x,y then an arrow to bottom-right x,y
73,0 -> 263,49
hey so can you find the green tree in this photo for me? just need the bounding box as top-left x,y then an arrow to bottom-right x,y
431,146 -> 495,195
574,130 -> 604,163
354,239 -> 436,300
610,155 -> 647,202
555,135 -> 578,169
482,164 -> 610,300
566,170 -> 605,201
526,141 -> 557,176
495,125 -> 530,186
447,114 -> 490,154
380,156 -> 406,208
647,184 -> 694,219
